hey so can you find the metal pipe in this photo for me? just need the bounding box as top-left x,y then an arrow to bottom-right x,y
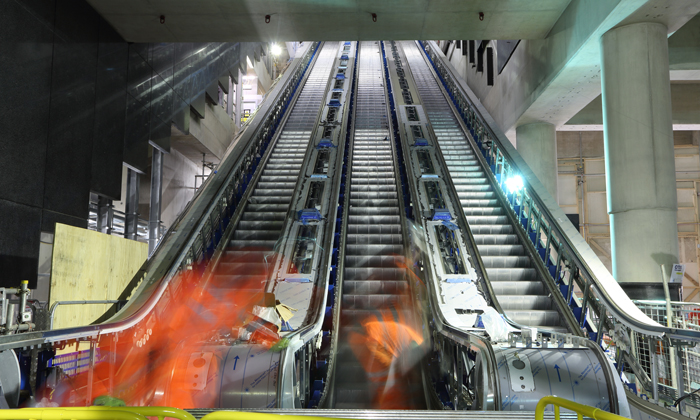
96,196 -> 113,234
149,148 -> 164,255
648,335 -> 659,401
49,300 -> 125,330
18,281 -> 28,319
125,169 -> 140,240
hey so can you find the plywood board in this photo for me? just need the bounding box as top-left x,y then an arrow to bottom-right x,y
50,224 -> 147,331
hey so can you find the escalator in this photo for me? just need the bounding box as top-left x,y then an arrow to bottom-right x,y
221,43 -> 340,293
329,41 -> 426,409
400,41 -> 567,333
2,37 -> 700,420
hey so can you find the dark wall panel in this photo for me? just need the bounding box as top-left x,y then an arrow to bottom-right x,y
91,19 -> 128,200
43,0 -> 99,220
0,0 -> 55,208
1,0 -> 262,284
0,199 -> 42,288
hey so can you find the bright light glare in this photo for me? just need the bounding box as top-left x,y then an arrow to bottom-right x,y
270,43 -> 282,56
505,175 -> 524,194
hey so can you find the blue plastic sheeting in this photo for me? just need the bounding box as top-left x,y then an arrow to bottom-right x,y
412,138 -> 429,147
284,277 -> 311,283
445,278 -> 471,283
341,55 -> 349,60
298,208 -> 322,222
344,41 -> 351,45
432,209 -> 452,221
335,73 -> 345,80
442,220 -> 459,231
421,174 -> 439,178
310,174 -> 328,178
328,99 -> 341,107
316,139 -> 336,148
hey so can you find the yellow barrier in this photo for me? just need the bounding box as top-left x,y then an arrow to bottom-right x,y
0,407 -> 195,420
535,396 -> 631,420
0,409 -> 146,420
200,412 -> 340,420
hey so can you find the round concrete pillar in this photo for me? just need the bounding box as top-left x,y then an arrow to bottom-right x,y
516,122 -> 558,200
601,22 -> 679,299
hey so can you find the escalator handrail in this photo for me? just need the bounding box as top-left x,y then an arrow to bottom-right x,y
0,42 -> 320,352
419,41 -> 700,342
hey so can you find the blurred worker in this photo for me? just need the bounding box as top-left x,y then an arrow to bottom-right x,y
348,307 -> 426,409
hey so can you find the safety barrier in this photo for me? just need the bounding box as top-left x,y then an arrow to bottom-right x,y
535,396 -> 630,420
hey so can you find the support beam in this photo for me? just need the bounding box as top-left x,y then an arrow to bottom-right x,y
124,169 -> 140,241
601,22 -> 680,300
148,148 -> 163,255
516,122 -> 558,200
96,196 -> 113,235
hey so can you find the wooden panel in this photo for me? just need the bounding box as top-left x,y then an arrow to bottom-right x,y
50,223 -> 147,330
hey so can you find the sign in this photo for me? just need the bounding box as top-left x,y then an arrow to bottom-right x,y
669,264 -> 685,283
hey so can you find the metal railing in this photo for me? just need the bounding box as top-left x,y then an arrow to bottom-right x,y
535,396 -> 631,420
417,39 -> 700,412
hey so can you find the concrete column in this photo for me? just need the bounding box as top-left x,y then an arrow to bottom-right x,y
515,122 -> 558,200
148,148 -> 163,255
601,22 -> 679,299
124,169 -> 140,241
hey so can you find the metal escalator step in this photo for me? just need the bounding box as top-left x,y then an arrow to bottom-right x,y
349,199 -> 399,207
348,207 -> 400,216
461,199 -> 499,207
490,280 -> 545,295
350,177 -> 397,185
505,310 -> 562,327
477,244 -> 525,256
247,196 -> 292,204
472,234 -> 519,245
498,295 -> 553,310
244,204 -> 289,213
346,233 -> 403,245
228,239 -> 278,249
344,267 -> 406,280
344,280 -> 409,295
344,255 -> 405,268
350,184 -> 397,192
347,224 -> 402,235
256,181 -> 297,189
232,230 -> 281,241
253,189 -> 295,197
342,293 -> 407,309
466,215 -> 509,224
345,244 -> 404,255
240,212 -> 287,221
347,215 -> 401,224
216,261 -> 269,275
350,191 -> 398,200
485,267 -> 538,281
237,220 -> 285,230
480,255 -> 531,268
462,206 -> 504,216
470,224 -> 514,235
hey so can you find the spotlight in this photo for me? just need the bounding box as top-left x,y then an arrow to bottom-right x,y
372,13 -> 377,23
265,14 -> 271,24
270,43 -> 282,56
479,12 -> 484,21
160,15 -> 165,24
505,175 -> 524,194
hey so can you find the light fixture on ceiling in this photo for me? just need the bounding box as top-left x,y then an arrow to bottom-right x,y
270,43 -> 282,56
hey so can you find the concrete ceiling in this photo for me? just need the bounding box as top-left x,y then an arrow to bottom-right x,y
561,82 -> 700,131
87,0 -> 572,43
